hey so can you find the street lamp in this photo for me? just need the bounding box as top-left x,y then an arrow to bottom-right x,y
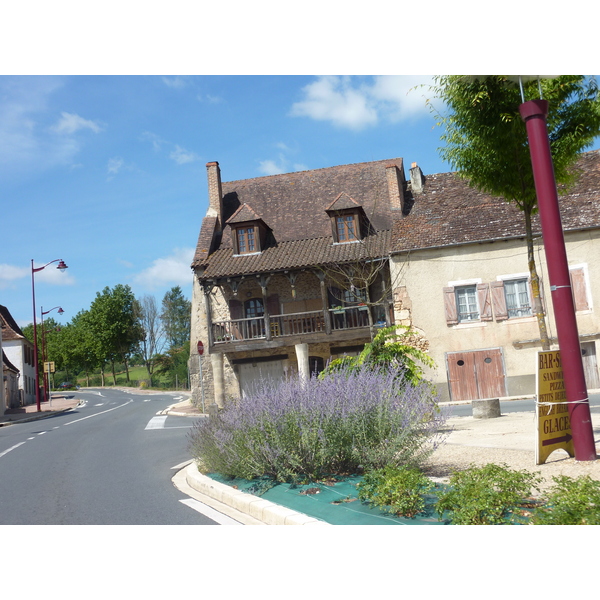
41,306 -> 64,401
31,259 -> 68,411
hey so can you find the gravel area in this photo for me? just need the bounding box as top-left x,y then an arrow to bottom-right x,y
421,411 -> 600,495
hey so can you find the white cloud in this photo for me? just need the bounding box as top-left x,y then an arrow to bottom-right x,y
258,153 -> 308,176
170,145 -> 199,165
141,131 -> 165,152
162,76 -> 186,89
290,75 -> 434,130
0,264 -> 29,289
107,156 -> 124,175
51,111 -> 103,134
133,248 -> 195,290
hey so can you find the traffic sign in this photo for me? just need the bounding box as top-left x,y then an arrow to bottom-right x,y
197,340 -> 204,355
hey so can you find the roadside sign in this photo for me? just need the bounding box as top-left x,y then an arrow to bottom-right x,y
536,350 -> 575,464
197,340 -> 204,356
44,361 -> 55,373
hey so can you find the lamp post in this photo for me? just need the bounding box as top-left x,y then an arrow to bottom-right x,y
41,306 -> 64,402
517,81 -> 597,461
31,259 -> 68,412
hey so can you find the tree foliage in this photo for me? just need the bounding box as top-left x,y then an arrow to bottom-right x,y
160,286 -> 191,349
428,75 -> 600,349
320,325 -> 435,385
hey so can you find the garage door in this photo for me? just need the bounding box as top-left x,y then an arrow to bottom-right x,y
238,360 -> 286,398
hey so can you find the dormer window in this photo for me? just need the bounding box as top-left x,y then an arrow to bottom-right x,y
336,214 -> 358,242
325,192 -> 366,244
226,203 -> 271,256
236,226 -> 256,254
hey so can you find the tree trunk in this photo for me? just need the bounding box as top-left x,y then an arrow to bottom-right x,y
100,366 -> 106,387
124,357 -> 130,382
525,208 -> 551,351
111,361 -> 117,385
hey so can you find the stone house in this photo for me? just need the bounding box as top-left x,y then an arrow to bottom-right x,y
189,159 -> 425,407
389,149 -> 600,402
0,305 -> 36,407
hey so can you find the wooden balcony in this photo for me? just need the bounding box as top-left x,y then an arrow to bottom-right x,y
210,304 -> 391,351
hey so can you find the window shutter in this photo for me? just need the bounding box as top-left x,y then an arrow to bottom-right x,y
570,267 -> 589,311
443,287 -> 458,325
491,281 -> 508,321
229,298 -> 243,320
477,283 -> 492,321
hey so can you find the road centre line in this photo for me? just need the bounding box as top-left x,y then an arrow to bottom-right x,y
64,399 -> 133,426
0,442 -> 26,459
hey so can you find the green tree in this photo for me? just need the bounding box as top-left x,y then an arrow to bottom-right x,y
160,286 -> 191,349
154,340 -> 190,388
428,76 -> 600,350
320,325 -> 435,385
88,284 -> 144,384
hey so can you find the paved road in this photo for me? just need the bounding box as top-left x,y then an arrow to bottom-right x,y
0,388 -> 218,525
447,391 -> 600,418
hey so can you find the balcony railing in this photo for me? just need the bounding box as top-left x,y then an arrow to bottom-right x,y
211,304 -> 390,345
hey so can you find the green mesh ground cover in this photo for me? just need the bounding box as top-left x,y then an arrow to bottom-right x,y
208,473 -> 445,525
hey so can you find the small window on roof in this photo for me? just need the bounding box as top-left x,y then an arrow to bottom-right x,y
236,226 -> 256,254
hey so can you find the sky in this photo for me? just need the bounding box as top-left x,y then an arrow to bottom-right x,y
4,71 -> 600,330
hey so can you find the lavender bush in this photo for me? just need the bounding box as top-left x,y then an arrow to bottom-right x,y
188,366 -> 449,482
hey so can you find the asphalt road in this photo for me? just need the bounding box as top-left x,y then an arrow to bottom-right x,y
447,391 -> 600,418
0,388 -> 218,525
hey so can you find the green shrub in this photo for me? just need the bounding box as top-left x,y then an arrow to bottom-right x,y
357,466 -> 435,518
435,463 -> 542,525
532,475 -> 600,525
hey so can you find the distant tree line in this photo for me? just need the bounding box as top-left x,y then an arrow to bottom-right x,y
23,285 -> 191,388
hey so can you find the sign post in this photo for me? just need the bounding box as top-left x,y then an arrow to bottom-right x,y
197,341 -> 205,414
536,350 -> 575,464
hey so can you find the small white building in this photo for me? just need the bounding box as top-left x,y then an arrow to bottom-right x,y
1,305 -> 36,407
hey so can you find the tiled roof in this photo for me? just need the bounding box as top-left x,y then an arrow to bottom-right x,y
0,305 -> 26,342
391,150 -> 600,253
2,350 -> 19,373
198,230 -> 391,279
193,157 -> 403,275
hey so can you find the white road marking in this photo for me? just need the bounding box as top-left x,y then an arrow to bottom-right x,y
144,399 -> 151,403
0,442 -> 26,459
145,416 -> 167,430
171,459 -> 194,470
37,431 -> 47,436
94,403 -> 104,407
64,399 -> 133,426
179,499 -> 242,525
28,437 -> 35,440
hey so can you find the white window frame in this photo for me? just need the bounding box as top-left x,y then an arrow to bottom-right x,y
448,278 -> 482,325
496,272 -> 536,322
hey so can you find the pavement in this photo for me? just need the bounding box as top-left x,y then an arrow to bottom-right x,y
5,391 -> 600,525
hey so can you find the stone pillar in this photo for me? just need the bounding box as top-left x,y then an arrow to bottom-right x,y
295,343 -> 310,381
211,353 -> 225,408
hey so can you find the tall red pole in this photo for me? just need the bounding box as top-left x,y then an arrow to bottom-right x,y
31,259 -> 42,412
520,99 -> 597,461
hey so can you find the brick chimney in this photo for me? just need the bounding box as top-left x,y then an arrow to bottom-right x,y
409,162 -> 424,194
385,161 -> 406,211
206,162 -> 224,227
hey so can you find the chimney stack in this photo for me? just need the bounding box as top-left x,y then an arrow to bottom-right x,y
386,162 -> 406,211
409,162 -> 424,194
206,162 -> 224,227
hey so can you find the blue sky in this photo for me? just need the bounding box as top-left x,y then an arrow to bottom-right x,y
0,74 -> 461,327
3,73 -> 600,329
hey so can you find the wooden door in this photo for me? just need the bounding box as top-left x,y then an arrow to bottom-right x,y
581,342 -> 600,389
447,348 -> 507,401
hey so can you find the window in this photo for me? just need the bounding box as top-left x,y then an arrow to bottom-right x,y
244,298 -> 264,319
504,279 -> 532,318
455,286 -> 479,322
336,214 -> 358,242
236,227 -> 256,254
570,266 -> 590,312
